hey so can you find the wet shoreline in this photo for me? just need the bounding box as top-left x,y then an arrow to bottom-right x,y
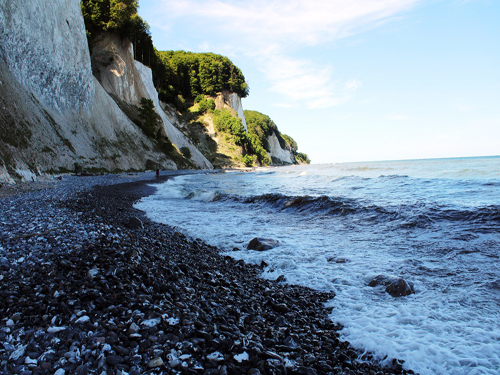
0,173 -> 414,374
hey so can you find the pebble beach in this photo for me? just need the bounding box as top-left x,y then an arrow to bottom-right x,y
0,172 -> 414,375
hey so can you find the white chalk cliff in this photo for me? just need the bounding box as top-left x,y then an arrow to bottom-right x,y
267,133 -> 293,164
0,0 -> 295,181
215,91 -> 248,131
0,0 -> 210,183
92,34 -> 212,169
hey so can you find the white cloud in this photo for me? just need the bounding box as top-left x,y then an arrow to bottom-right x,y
345,79 -> 362,92
156,0 -> 419,47
148,0 -> 420,107
255,53 -> 358,109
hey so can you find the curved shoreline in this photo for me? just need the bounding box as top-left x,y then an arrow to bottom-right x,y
0,174 -> 414,374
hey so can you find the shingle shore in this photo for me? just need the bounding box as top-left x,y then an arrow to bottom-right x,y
0,173 -> 415,374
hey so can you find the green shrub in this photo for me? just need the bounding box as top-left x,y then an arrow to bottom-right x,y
138,98 -> 160,137
296,152 -> 311,164
242,155 -> 254,167
197,97 -> 216,114
213,109 -> 248,146
180,146 -> 192,159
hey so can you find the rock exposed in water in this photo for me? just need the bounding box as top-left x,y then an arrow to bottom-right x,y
247,237 -> 279,251
368,275 -> 415,297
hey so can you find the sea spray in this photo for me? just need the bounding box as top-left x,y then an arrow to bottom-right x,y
136,156 -> 500,374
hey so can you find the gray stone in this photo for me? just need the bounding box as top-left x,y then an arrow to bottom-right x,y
127,217 -> 143,229
147,357 -> 163,368
368,275 -> 415,297
247,237 -> 279,251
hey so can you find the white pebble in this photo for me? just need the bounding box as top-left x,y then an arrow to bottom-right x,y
25,356 -> 38,366
233,351 -> 249,363
88,268 -> 99,278
47,326 -> 66,333
166,317 -> 180,326
75,315 -> 90,324
9,345 -> 26,361
207,351 -> 224,362
141,318 -> 160,327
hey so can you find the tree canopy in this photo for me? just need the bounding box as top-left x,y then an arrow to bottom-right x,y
81,0 -> 155,68
155,51 -> 249,104
81,1 -> 249,109
244,110 -> 310,164
244,110 -> 286,152
81,0 -> 139,39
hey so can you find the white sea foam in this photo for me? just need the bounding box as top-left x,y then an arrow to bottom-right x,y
136,158 -> 500,375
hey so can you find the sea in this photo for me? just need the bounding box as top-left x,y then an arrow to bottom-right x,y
135,156 -> 500,375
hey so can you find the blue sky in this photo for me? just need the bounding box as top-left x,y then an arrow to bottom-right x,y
139,0 -> 500,163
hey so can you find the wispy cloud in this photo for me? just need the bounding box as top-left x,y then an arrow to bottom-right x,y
148,0 -> 420,108
386,113 -> 410,121
158,0 -> 419,46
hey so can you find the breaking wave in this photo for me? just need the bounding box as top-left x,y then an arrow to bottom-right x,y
239,193 -> 500,231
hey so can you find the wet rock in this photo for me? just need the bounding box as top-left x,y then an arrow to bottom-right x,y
76,364 -> 89,375
368,275 -> 415,297
247,238 -> 279,251
272,303 -> 290,313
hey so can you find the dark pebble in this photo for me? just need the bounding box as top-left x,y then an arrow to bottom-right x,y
0,174 -> 414,375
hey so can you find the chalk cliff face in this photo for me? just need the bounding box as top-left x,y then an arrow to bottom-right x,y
267,133 -> 293,164
215,91 -> 248,131
0,0 -> 192,182
0,0 -> 93,112
92,34 -> 212,169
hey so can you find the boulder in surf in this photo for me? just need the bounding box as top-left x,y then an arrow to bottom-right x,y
247,237 -> 279,251
368,275 -> 415,297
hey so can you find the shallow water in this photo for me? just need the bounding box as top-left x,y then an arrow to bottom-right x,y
136,156 -> 500,374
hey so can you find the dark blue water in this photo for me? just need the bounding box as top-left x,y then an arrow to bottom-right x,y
136,156 -> 500,374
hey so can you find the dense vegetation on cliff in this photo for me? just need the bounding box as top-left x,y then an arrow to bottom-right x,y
212,109 -> 270,166
81,1 -> 248,109
245,110 -> 310,164
80,0 -> 308,168
156,51 -> 249,104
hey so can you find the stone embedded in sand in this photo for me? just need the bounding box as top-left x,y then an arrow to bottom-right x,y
126,217 -> 143,229
141,318 -> 161,328
247,237 -> 279,251
9,345 -> 26,361
233,351 -> 249,363
147,357 -> 163,368
368,275 -> 415,297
